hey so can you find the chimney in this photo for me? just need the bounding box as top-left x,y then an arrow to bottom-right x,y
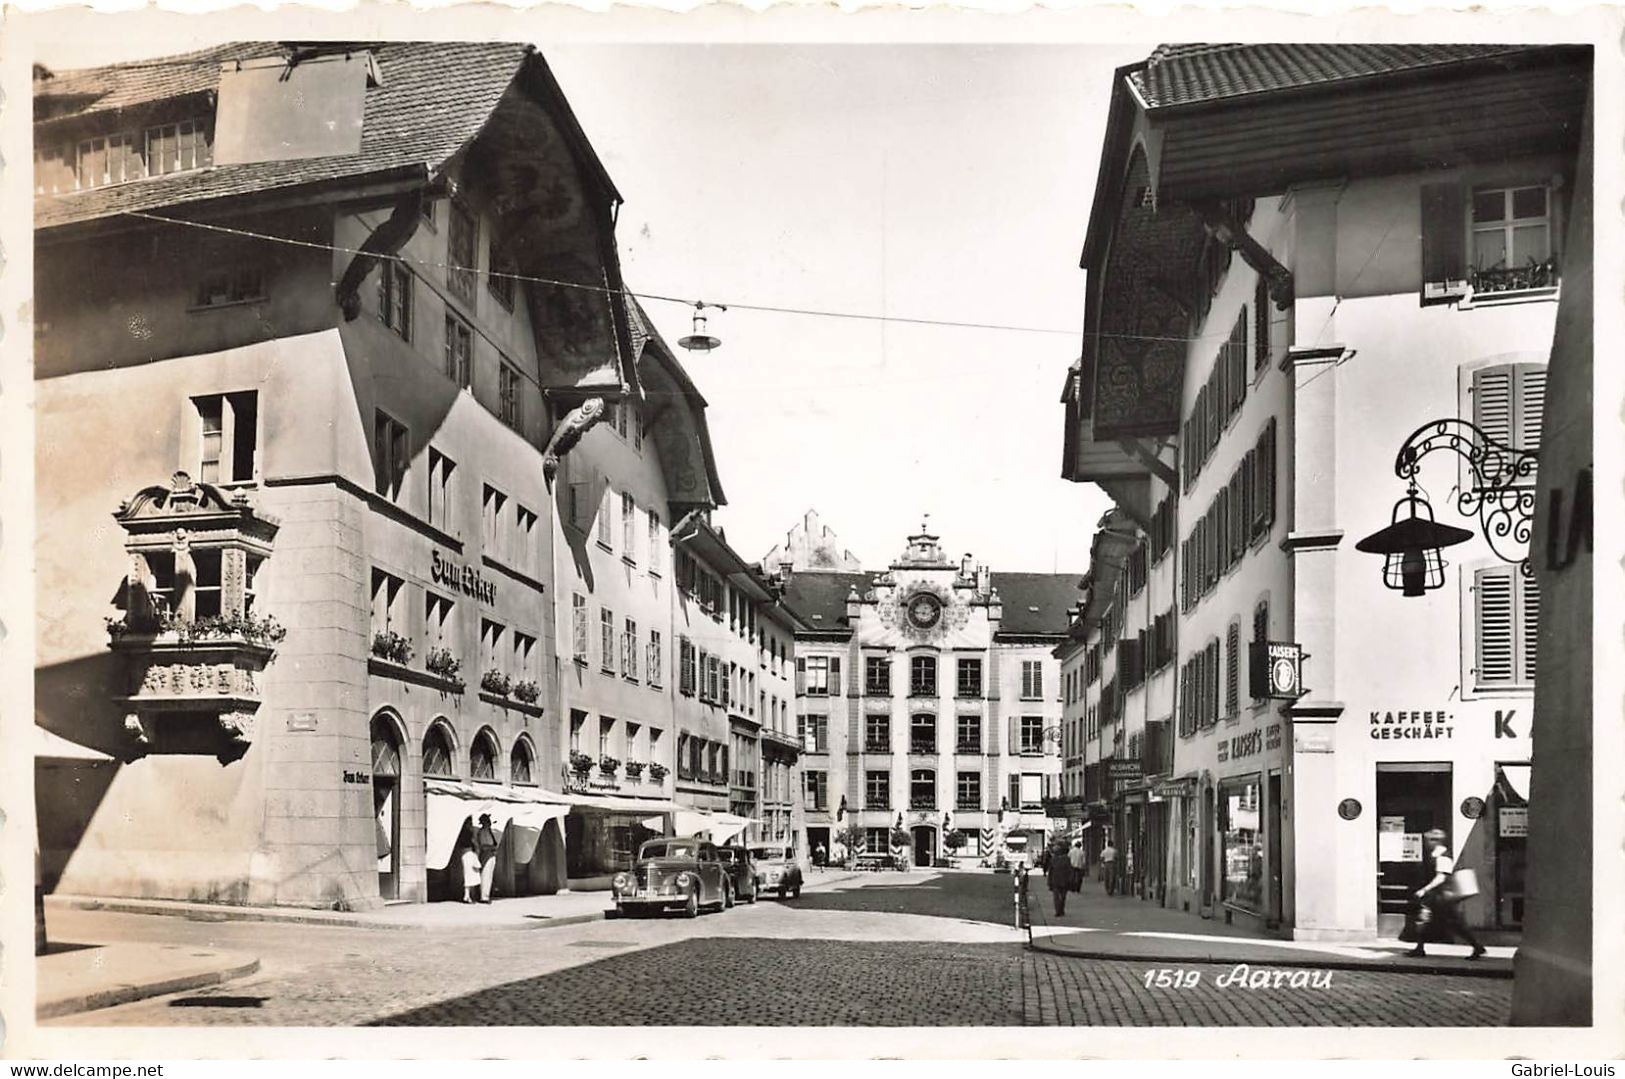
846,587 -> 863,622
976,564 -> 991,595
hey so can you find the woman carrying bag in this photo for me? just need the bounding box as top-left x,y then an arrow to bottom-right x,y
1406,828 -> 1486,959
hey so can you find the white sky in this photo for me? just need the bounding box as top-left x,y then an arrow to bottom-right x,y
34,34 -> 1130,573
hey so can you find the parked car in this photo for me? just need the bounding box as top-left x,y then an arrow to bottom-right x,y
714,846 -> 760,904
748,844 -> 803,898
612,838 -> 732,918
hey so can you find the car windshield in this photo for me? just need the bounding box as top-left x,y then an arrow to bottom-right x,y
641,841 -> 697,859
750,847 -> 789,861
715,849 -> 739,863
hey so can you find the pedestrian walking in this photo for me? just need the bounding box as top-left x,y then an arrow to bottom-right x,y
814,842 -> 827,868
473,813 -> 500,904
1099,838 -> 1118,895
459,842 -> 481,904
1046,839 -> 1075,916
1068,838 -> 1086,893
1408,829 -> 1486,959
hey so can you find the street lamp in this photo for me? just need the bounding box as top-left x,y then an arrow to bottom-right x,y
678,301 -> 725,352
1356,418 -> 1538,594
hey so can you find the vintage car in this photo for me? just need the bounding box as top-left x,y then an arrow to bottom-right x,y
714,846 -> 760,904
612,838 -> 732,917
748,844 -> 803,898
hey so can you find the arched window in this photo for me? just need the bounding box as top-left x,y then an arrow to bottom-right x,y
910,769 -> 936,810
371,713 -> 402,779
511,737 -> 535,785
422,722 -> 455,777
470,728 -> 498,781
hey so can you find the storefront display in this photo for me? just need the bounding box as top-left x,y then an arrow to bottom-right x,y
1219,775 -> 1263,911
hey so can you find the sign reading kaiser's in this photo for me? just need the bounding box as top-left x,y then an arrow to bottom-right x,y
1249,641 -> 1303,700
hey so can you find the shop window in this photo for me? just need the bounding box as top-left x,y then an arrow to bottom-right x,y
377,261 -> 413,341
193,392 -> 258,485
1219,776 -> 1264,912
447,200 -> 478,308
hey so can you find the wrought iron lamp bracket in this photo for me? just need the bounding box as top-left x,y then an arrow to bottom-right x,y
1393,419 -> 1538,573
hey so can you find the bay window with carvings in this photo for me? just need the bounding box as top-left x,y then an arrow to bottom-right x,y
106,471 -> 284,762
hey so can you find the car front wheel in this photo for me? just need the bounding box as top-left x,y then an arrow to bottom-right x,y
723,881 -> 735,909
683,891 -> 699,919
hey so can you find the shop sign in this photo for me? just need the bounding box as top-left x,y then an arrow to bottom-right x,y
1153,780 -> 1193,799
561,764 -> 619,794
1499,806 -> 1528,838
1107,760 -> 1144,781
1264,722 -> 1281,751
432,550 -> 497,606
1264,642 -> 1303,699
1337,798 -> 1362,821
1217,728 -> 1265,764
342,770 -> 371,785
1378,830 -> 1424,862
1368,710 -> 1454,740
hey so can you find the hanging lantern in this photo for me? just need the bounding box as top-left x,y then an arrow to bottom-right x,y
1355,488 -> 1474,597
678,301 -> 724,352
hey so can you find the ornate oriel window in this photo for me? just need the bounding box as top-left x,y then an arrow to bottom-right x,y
107,471 -> 283,762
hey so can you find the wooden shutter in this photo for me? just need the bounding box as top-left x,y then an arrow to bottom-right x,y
830,657 -> 842,697
1226,622 -> 1240,717
1516,364 -> 1547,453
1421,182 -> 1467,300
1519,570 -> 1540,684
1261,420 -> 1277,530
1473,365 -> 1515,451
1474,566 -> 1517,686
1008,710 -> 1020,755
1254,278 -> 1271,371
796,656 -> 806,694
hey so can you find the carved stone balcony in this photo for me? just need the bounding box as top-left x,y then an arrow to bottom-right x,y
112,631 -> 276,762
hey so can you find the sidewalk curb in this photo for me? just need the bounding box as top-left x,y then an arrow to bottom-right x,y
49,874 -> 860,932
1024,936 -> 1514,979
49,895 -> 610,932
38,954 -> 262,1020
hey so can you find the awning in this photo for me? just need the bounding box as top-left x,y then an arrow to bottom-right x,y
424,778 -> 573,871
1496,763 -> 1532,805
708,813 -> 755,844
674,809 -> 713,837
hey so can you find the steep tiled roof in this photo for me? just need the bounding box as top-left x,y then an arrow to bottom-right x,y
990,573 -> 1081,637
781,572 -> 874,632
1130,43 -> 1529,110
35,42 -> 531,231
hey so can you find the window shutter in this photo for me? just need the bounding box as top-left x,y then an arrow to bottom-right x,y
1421,182 -> 1467,300
1226,622 -> 1240,717
1519,570 -> 1540,684
1473,365 -> 1515,452
1254,278 -> 1271,372
830,657 -> 843,697
1262,420 -> 1277,530
1008,712 -> 1019,755
796,657 -> 806,694
1475,566 -> 1517,686
1516,364 -> 1547,454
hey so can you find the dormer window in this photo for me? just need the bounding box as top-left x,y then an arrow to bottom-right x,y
41,117 -> 214,193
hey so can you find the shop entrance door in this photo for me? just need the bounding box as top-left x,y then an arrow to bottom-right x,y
1268,770 -> 1283,925
371,715 -> 402,901
912,826 -> 935,868
1375,763 -> 1451,937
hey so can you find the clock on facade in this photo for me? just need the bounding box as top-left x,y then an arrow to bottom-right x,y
906,592 -> 943,631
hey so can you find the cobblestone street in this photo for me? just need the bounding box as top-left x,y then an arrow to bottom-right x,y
45,870 -> 1511,1028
